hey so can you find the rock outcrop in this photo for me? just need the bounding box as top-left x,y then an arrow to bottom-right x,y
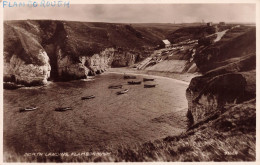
4,20 -> 171,86
186,26 -> 256,125
4,23 -> 51,86
7,53 -> 51,85
186,73 -> 247,124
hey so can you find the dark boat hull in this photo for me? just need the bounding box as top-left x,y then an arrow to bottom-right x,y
55,107 -> 73,111
108,85 -> 123,89
128,81 -> 142,85
81,95 -> 95,100
143,78 -> 154,82
117,89 -> 129,95
144,84 -> 156,88
124,75 -> 137,79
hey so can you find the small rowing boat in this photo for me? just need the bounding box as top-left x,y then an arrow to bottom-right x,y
124,75 -> 136,79
143,78 -> 154,81
19,107 -> 38,112
55,107 -> 73,111
117,89 -> 129,95
144,84 -> 156,88
108,85 -> 123,89
81,95 -> 95,100
128,81 -> 142,85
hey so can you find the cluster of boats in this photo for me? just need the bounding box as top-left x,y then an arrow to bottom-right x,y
108,74 -> 157,95
19,74 -> 157,112
124,74 -> 157,88
19,106 -> 74,112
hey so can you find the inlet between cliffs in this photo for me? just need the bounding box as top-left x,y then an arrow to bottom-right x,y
4,72 -> 189,156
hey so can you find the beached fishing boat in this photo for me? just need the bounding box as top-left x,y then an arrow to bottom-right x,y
123,74 -> 136,79
81,95 -> 95,100
128,81 -> 142,85
144,84 -> 156,88
143,78 -> 154,81
55,107 -> 73,111
117,89 -> 129,95
108,85 -> 123,89
19,107 -> 38,112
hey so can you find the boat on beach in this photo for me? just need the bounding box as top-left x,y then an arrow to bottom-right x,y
144,84 -> 156,88
81,95 -> 95,100
123,74 -> 137,79
117,89 -> 129,95
108,85 -> 123,89
55,107 -> 73,111
128,81 -> 142,85
143,78 -> 154,81
19,107 -> 38,112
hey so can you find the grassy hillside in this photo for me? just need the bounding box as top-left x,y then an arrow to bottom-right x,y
194,26 -> 256,74
166,25 -> 217,43
4,20 -> 181,64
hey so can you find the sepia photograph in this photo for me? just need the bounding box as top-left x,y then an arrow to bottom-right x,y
1,0 -> 258,163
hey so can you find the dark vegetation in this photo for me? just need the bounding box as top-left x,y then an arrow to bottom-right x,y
167,25 -> 217,43
194,26 -> 256,73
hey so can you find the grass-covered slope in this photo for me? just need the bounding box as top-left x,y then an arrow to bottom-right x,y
4,20 -> 178,63
194,26 -> 256,74
166,25 -> 217,43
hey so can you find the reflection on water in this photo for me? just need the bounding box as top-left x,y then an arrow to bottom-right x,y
4,73 -> 188,155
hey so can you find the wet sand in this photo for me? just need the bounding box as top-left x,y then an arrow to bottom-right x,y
4,71 -> 189,156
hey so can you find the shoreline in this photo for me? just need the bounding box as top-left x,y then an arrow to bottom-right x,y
106,67 -> 199,86
3,67 -> 197,89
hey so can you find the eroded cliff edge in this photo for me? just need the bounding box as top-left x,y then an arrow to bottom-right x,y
186,26 -> 256,125
4,20 -> 170,86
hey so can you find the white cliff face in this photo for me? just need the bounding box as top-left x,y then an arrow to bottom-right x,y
4,45 -> 139,85
56,47 -> 89,79
4,53 -> 13,79
5,50 -> 51,85
86,48 -> 115,73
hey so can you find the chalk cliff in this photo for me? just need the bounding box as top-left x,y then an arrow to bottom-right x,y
4,20 -> 172,85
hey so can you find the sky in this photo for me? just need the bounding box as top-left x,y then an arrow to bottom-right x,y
3,3 -> 256,23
